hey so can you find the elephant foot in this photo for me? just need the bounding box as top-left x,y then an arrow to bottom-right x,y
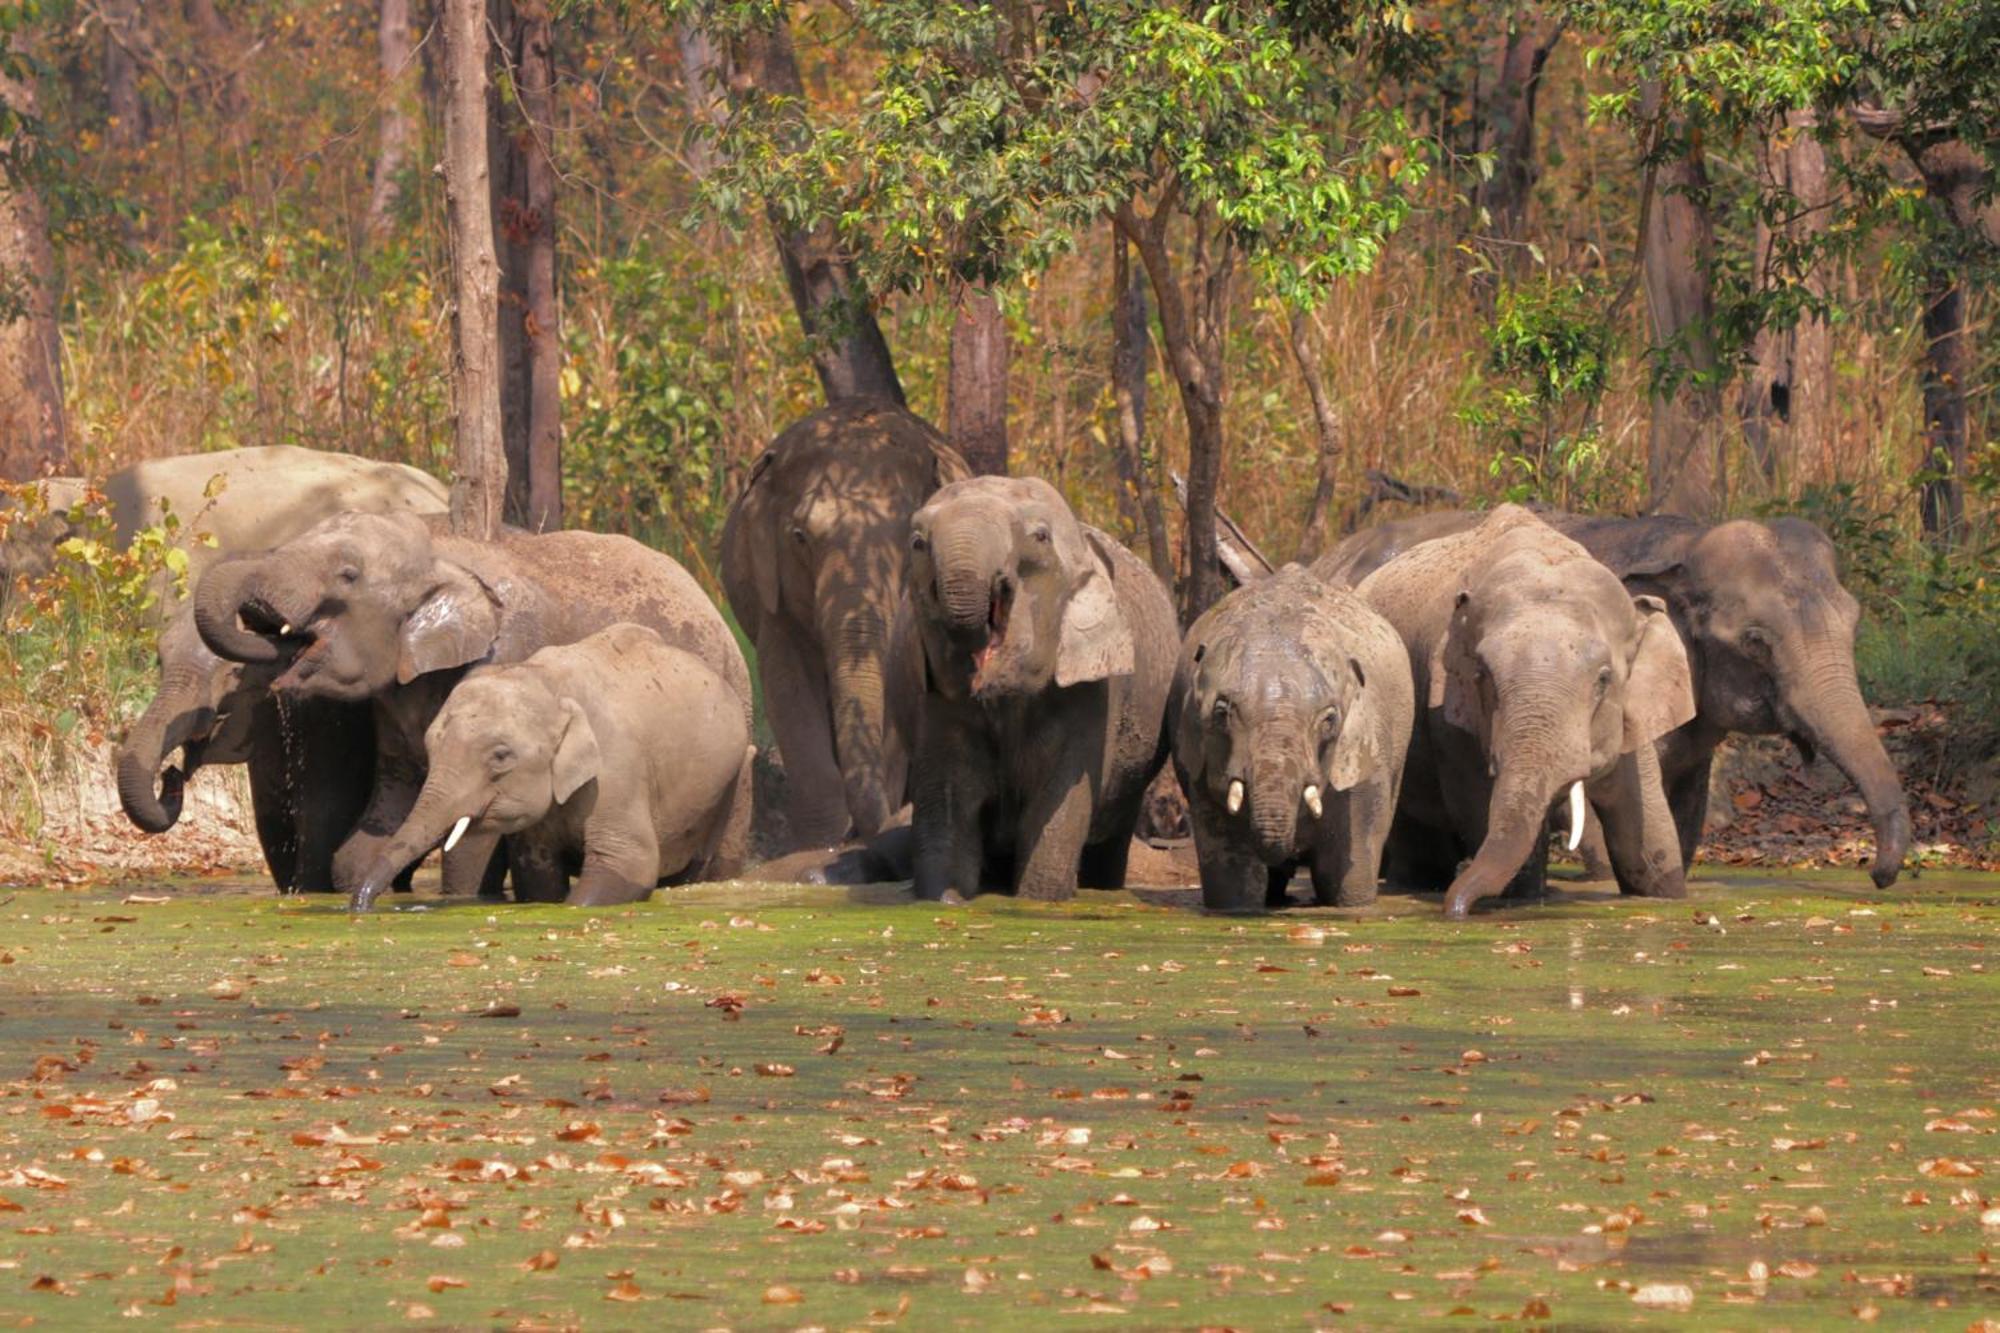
936,888 -> 969,906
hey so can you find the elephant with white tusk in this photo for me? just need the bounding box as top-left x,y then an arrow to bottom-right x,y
1356,506 -> 1695,918
1170,565 -> 1415,911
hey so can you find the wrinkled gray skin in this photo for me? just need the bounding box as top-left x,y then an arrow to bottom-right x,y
1318,508 -> 1911,888
112,608 -> 375,893
1356,506 -> 1696,918
351,625 -> 753,910
193,511 -> 750,898
3,446 -> 447,608
904,476 -> 1176,902
721,400 -> 969,847
1170,565 -> 1414,912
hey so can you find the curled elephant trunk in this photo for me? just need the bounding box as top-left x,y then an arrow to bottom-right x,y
113,671 -> 211,833
1784,637 -> 1911,888
193,556 -> 284,664
349,781 -> 468,911
1444,765 -> 1565,920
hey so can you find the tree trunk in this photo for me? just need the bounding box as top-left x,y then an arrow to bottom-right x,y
1109,234 -> 1172,584
101,0 -> 147,149
365,0 -> 416,238
947,284 -> 1009,475
673,19 -> 728,180
182,0 -> 246,119
441,0 -> 506,539
1476,11 -> 1559,244
512,1 -> 562,531
1639,87 -> 1725,519
0,67 -> 66,482
1739,108 -> 1832,486
729,19 -> 905,406
1917,268 -> 1968,548
1288,305 -> 1343,562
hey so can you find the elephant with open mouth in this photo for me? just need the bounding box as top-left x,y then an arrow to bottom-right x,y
1171,565 -> 1415,911
191,510 -> 750,899
902,476 -> 1177,902
1357,506 -> 1696,918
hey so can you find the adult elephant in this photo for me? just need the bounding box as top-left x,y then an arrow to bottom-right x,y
903,476 -> 1177,902
1357,506 -> 1695,918
1316,509 -> 1912,887
5,446 -> 448,597
192,511 -> 750,897
112,608 -> 374,893
720,399 -> 969,847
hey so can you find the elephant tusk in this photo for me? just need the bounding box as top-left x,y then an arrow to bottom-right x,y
1303,784 -> 1323,819
1565,781 -> 1586,852
444,815 -> 472,854
1226,779 -> 1244,815
278,623 -> 291,636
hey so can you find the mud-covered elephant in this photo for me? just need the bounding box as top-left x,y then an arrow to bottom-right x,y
192,511 -> 750,898
112,607 -> 375,892
1357,506 -> 1695,918
351,625 -> 753,910
720,400 -> 969,847
5,446 -> 447,600
903,476 -> 1176,901
1171,566 -> 1414,911
1317,509 -> 1910,887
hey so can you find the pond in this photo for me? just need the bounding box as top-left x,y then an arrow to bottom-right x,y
0,870 -> 1994,1325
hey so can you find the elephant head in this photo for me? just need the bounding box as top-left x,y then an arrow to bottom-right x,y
1624,518 -> 1911,887
349,668 -> 592,909
193,511 -> 500,701
907,476 -> 1133,700
1178,571 -> 1387,866
1430,516 -> 1694,916
114,610 -> 267,833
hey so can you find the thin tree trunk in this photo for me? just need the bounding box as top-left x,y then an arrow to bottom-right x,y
1639,86 -> 1725,519
514,1 -> 561,531
673,19 -> 727,179
1917,270 -> 1968,549
101,0 -> 146,148
1476,11 -> 1560,244
947,284 -> 1009,475
366,0 -> 416,238
1289,306 -> 1343,562
441,0 -> 505,539
1739,108 -> 1832,487
182,0 -> 245,120
1110,234 -> 1171,583
0,67 -> 66,481
729,19 -> 905,406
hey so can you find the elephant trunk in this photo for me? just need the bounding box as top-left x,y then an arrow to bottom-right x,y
1782,631 -> 1911,887
1445,764 -> 1564,920
826,609 -> 894,837
349,775 -> 473,912
1446,683 -> 1587,918
1246,738 -> 1306,864
935,521 -> 1005,630
114,667 -> 211,833
193,556 -> 283,663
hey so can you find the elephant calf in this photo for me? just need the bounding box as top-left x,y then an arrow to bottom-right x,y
1172,566 -> 1413,911
1358,506 -> 1696,918
904,476 -> 1177,901
349,624 -> 754,909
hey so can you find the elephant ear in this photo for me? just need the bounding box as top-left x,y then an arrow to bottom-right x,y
1056,530 -> 1135,687
928,438 -> 973,487
728,450 -> 783,617
1425,590 -> 1483,736
1622,595 -> 1696,751
1174,644 -> 1210,787
1327,656 -> 1380,791
550,697 -> 602,805
396,561 -> 501,684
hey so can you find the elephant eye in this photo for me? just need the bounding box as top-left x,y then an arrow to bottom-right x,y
1211,697 -> 1231,725
909,532 -> 928,553
1029,523 -> 1051,545
1594,665 -> 1613,696
489,745 -> 515,769
1317,709 -> 1339,739
789,525 -> 808,546
1740,626 -> 1771,654
336,564 -> 360,585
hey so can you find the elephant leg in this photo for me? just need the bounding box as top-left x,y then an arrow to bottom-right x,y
1592,745 -> 1687,899
1079,835 -> 1132,891
1013,763 -> 1094,902
284,701 -> 371,894
569,841 -> 660,907
440,831 -> 502,896
700,745 -> 757,881
1191,801 -> 1269,913
1665,752 -> 1712,871
1500,836 -> 1550,900
758,621 -> 849,848
1267,864 -> 1296,908
330,729 -> 425,894
245,728 -> 299,892
911,703 -> 988,902
507,835 -> 569,904
1314,779 -> 1388,907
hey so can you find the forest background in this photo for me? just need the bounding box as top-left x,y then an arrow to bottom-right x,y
0,0 -> 1994,861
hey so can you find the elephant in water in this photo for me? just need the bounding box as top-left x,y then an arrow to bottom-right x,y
721,400 -> 969,848
902,475 -> 1177,902
1317,508 -> 1911,887
1356,506 -> 1695,918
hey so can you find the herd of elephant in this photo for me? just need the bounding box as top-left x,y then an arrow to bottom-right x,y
38,399 -> 1909,917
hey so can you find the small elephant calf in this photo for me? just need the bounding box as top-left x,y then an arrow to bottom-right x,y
350,624 -> 753,909
1172,566 -> 1414,910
